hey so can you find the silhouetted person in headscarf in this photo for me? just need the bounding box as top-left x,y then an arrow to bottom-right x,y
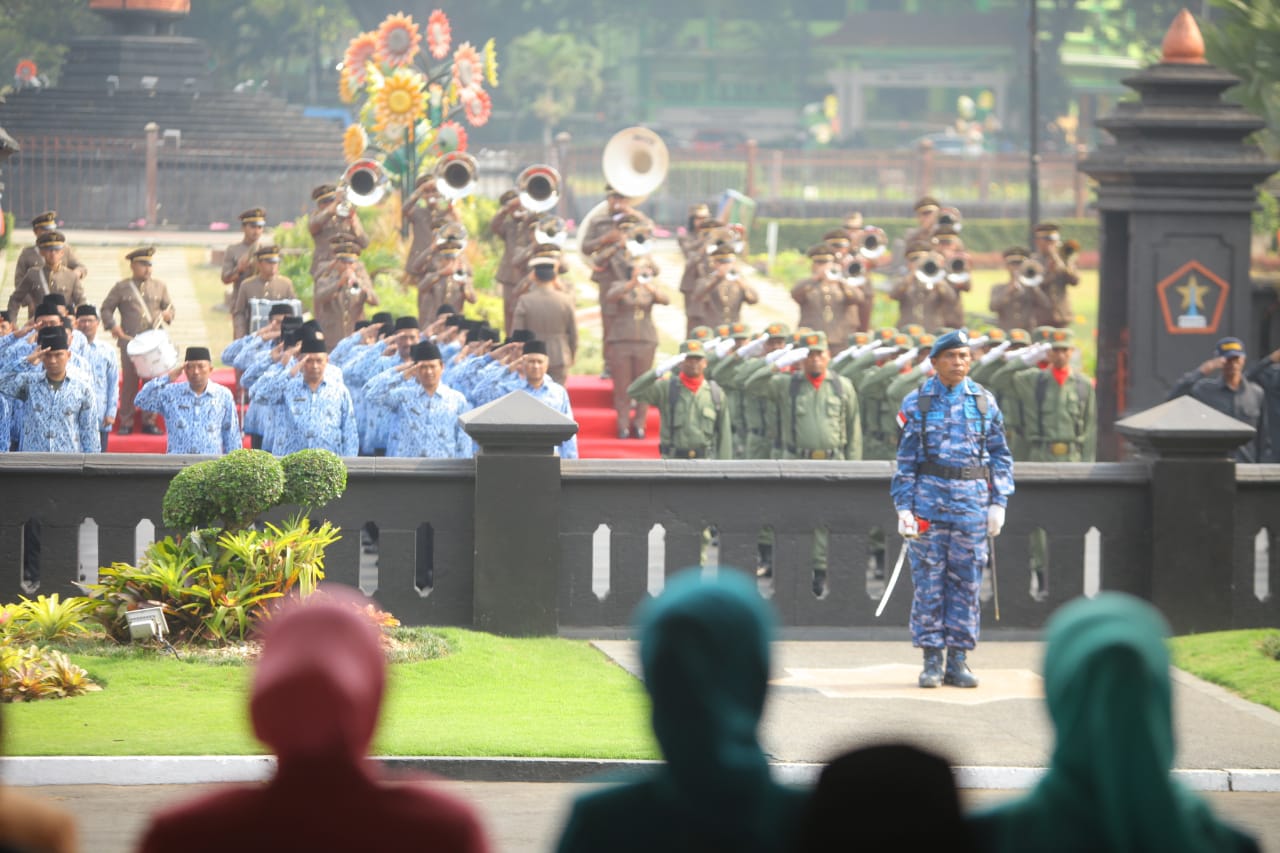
969,593 -> 1259,853
794,743 -> 977,852
140,588 -> 490,853
556,568 -> 807,853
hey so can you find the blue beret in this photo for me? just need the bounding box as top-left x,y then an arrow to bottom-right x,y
929,328 -> 971,359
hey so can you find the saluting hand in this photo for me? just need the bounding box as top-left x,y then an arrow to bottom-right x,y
1199,357 -> 1225,376
167,362 -> 187,382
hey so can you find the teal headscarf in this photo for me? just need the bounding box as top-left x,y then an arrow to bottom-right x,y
970,593 -> 1259,853
556,568 -> 806,853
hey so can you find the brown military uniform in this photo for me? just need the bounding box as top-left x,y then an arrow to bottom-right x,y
417,263 -> 476,322
314,264 -> 374,348
308,207 -> 370,278
990,280 -> 1052,332
1035,259 -> 1080,328
222,239 -> 264,338
691,269 -> 758,327
513,283 -> 578,385
792,276 -> 866,350
232,274 -> 297,336
605,277 -> 669,434
490,202 -> 531,332
890,275 -> 957,331
13,244 -> 85,290
8,265 -> 85,322
101,276 -> 173,430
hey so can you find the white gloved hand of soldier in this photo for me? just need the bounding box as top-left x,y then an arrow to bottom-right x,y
736,334 -> 768,359
776,347 -> 810,369
897,509 -> 919,538
713,337 -> 737,359
892,347 -> 919,369
1019,342 -> 1051,364
979,340 -> 1011,365
987,505 -> 1006,537
654,353 -> 685,376
765,344 -> 794,365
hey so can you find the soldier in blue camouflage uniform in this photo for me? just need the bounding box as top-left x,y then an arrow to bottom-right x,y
371,341 -> 473,458
891,329 -> 1014,688
73,305 -> 120,451
136,347 -> 240,455
250,334 -> 359,457
0,325 -> 100,452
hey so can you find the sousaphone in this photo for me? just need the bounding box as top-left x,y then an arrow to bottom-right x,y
602,126 -> 669,200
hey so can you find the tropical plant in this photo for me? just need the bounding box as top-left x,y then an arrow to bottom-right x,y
1,594 -> 96,643
0,640 -> 96,702
89,518 -> 341,645
204,449 -> 286,530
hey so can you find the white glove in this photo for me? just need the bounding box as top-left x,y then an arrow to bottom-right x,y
921,358 -> 936,376
897,509 -> 919,538
654,353 -> 684,376
873,346 -> 899,359
1019,342 -> 1051,364
987,505 -> 1006,538
979,340 -> 1011,365
967,334 -> 990,348
713,337 -> 737,359
776,347 -> 810,369
737,334 -> 767,359
765,344 -> 794,365
892,347 -> 919,368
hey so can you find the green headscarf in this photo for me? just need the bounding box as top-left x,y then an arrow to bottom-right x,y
970,593 -> 1258,853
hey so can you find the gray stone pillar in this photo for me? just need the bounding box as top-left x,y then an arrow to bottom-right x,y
1079,11 -> 1278,460
1116,395 -> 1254,633
460,391 -> 578,636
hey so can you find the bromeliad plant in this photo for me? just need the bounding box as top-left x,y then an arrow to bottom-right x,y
88,449 -> 349,646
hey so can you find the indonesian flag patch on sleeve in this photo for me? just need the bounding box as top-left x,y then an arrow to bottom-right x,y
896,409 -> 908,430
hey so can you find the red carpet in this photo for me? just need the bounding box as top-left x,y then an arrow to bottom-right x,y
104,369 -> 658,459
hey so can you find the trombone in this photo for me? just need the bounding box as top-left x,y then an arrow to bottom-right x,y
859,226 -> 888,260
336,159 -> 389,217
1018,258 -> 1045,288
936,206 -> 962,232
946,252 -> 972,286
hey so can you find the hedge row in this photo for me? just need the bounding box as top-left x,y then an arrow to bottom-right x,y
746,217 -> 1099,257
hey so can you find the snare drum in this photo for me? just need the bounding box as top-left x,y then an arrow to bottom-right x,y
126,329 -> 179,379
249,298 -> 302,333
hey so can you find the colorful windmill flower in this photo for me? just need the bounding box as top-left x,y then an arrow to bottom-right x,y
375,13 -> 421,68
343,124 -> 369,162
342,32 -> 378,86
452,42 -> 483,99
338,70 -> 357,104
482,38 -> 499,88
373,68 -> 427,133
427,10 -> 452,60
463,89 -> 492,127
436,120 -> 468,153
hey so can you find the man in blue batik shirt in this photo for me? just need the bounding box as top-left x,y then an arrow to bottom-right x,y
891,329 -> 1014,689
487,340 -> 578,459
0,324 -> 100,452
370,340 -> 473,458
250,333 -> 358,457
136,347 -> 240,455
73,304 -> 120,451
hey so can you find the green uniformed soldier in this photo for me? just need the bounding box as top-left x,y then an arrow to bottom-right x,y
707,322 -> 753,457
856,332 -> 916,460
1009,327 -> 1096,463
743,330 -> 861,595
985,327 -> 1054,460
627,339 -> 732,459
968,327 -> 1010,386
713,322 -> 791,460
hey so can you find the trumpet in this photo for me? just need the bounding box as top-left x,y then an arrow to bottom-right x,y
946,252 -> 972,285
435,152 -> 478,202
335,159 -> 389,217
936,206 -> 962,232
859,226 -> 887,260
625,230 -> 654,258
1018,258 -> 1045,288
845,258 -> 867,287
533,214 -> 568,248
517,164 -> 560,213
915,251 -> 947,289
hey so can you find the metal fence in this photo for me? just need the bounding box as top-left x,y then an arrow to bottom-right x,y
3,133 -> 1086,230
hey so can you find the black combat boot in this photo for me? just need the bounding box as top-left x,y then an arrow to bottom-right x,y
919,648 -> 944,688
944,648 -> 979,688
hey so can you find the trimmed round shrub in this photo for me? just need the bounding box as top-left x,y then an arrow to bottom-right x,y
205,449 -> 285,528
162,460 -> 221,529
280,449 -> 348,509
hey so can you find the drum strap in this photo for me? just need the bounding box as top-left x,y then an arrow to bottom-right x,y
127,279 -> 157,329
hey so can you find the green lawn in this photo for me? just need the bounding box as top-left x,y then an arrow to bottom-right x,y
1171,629 -> 1280,713
4,629 -> 658,758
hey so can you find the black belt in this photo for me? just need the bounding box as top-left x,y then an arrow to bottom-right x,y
789,447 -> 840,460
661,445 -> 710,459
919,462 -> 989,480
